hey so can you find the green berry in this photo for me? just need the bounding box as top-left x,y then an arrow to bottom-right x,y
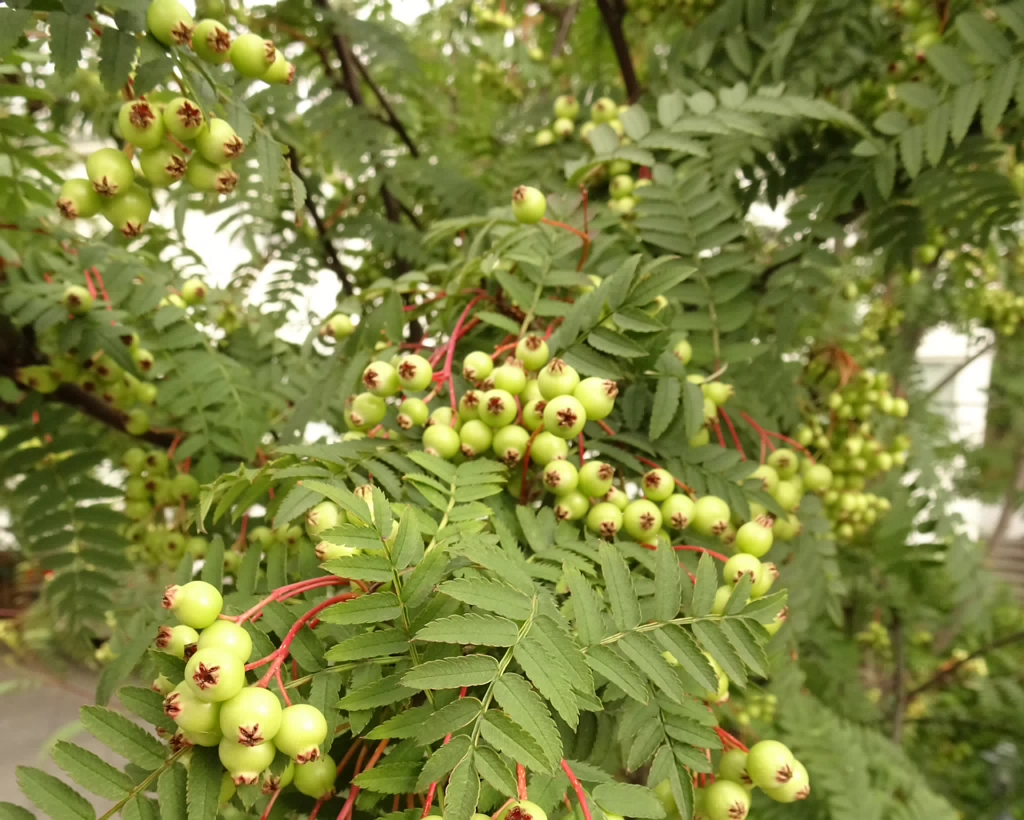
735,521 -> 773,558
460,419 -> 494,457
703,381 -> 734,407
604,486 -> 628,510
711,585 -> 732,616
57,179 -> 102,219
396,354 -> 433,391
542,459 -> 579,496
692,496 -> 731,537
689,428 -> 710,447
274,704 -> 328,763
573,377 -> 618,420
554,491 -> 589,521
397,397 -> 429,429
553,117 -> 574,138
749,562 -> 777,598
218,687 -> 283,746
553,94 -> 579,119
723,553 -> 761,587
155,624 -> 199,658
764,759 -> 810,802
263,50 -> 295,84
480,389 -> 518,428
427,407 -> 461,431
522,398 -> 545,431
506,801 -> 548,820
119,100 -> 165,150
623,499 -> 663,541
462,350 -> 494,382
609,174 -> 633,199
766,448 -> 799,478
185,156 -> 239,194
64,285 -> 94,315
164,681 -> 220,734
185,646 -> 245,703
529,431 -> 568,465
586,502 -> 623,539
543,395 -> 587,439
672,339 -> 692,365
102,184 -> 152,237
230,33 -> 277,78
515,335 -> 550,370
305,501 -> 340,540
348,392 -> 387,430
641,468 -> 674,502
293,753 -> 336,798
457,390 -> 482,421
578,460 -> 614,497
361,361 -> 399,397
87,148 -> 135,198
139,145 -> 187,187
702,779 -> 751,820
803,463 -> 833,493
661,494 -> 695,530
750,464 -> 779,494
192,19 -> 232,64
164,97 -> 205,141
196,118 -> 244,164
492,359 -> 528,395
537,358 -> 579,399
773,479 -> 802,512
492,424 -> 531,466
590,97 -> 617,123
218,738 -> 277,786
719,749 -> 753,789
512,185 -> 547,224
147,0 -> 195,46
423,424 -> 461,459
324,313 -> 355,339
163,580 -> 223,628
181,277 -> 207,304
746,740 -> 798,791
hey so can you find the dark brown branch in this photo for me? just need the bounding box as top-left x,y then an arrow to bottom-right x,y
351,57 -> 420,158
51,383 -> 179,447
905,629 -> 1024,701
924,340 -> 996,402
552,2 -> 579,58
595,0 -> 642,103
286,147 -> 355,295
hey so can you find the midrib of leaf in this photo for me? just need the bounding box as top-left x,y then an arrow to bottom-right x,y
591,612 -> 747,649
386,529 -> 436,706
96,748 -> 187,820
424,469 -> 459,554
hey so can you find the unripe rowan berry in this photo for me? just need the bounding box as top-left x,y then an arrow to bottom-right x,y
218,738 -> 277,785
87,148 -> 135,199
185,646 -> 245,702
661,494 -> 695,530
462,350 -> 494,382
396,354 -> 433,391
423,423 -> 461,459
231,33 -> 277,78
543,395 -> 586,438
542,459 -> 579,496
718,749 -> 753,789
522,398 -> 546,431
735,521 -> 773,558
749,562 -> 778,598
185,156 -> 239,194
702,779 -> 750,820
398,397 -> 429,429
692,495 -> 731,537
64,285 -> 94,315
746,740 -> 798,791
293,753 -> 336,798
590,97 -> 617,123
623,499 -> 663,540
529,431 -> 569,465
492,424 -> 531,466
147,0 -> 195,46
578,460 -> 615,497
197,620 -> 252,663
118,101 -> 165,150
57,179 -> 102,219
515,335 -> 550,370
723,553 -> 761,587
460,419 -> 494,457
538,358 -> 580,399
192,18 -> 232,64
196,118 -> 244,164
155,624 -> 199,658
102,185 -> 152,237
512,186 -> 547,224
493,359 -> 528,394
586,502 -> 623,538
163,580 -> 223,628
764,759 -> 810,802
480,389 -> 518,428
553,94 -> 579,119
164,97 -> 205,140
573,377 -> 618,420
641,468 -> 674,502
274,703 -> 328,763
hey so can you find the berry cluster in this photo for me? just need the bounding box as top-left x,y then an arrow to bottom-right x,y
56,0 -> 294,236
797,361 -> 910,543
155,580 -> 331,792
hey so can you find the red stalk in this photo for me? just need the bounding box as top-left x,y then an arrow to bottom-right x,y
560,759 -> 593,820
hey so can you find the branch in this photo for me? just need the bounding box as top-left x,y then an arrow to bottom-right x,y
286,147 -> 355,295
50,382 -> 179,447
904,629 -> 1024,701
551,2 -> 579,58
351,57 -> 420,158
595,0 -> 642,103
924,339 -> 996,402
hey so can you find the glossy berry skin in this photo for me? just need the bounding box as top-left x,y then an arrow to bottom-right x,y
275,704 -> 328,763
140,145 -> 187,187
543,395 -> 586,439
745,740 -> 797,791
723,553 -> 761,587
749,562 -> 777,598
542,459 -> 579,496
766,448 -> 799,478
57,179 -> 102,219
764,759 -> 809,802
86,148 -> 135,198
578,460 -> 614,497
573,377 -> 618,420
529,431 -> 568,465
164,97 -> 205,140
427,407 -> 461,431
553,117 -> 574,138
102,185 -> 152,237
537,358 -> 580,399
196,118 -> 244,164
118,101 -> 165,150
263,50 -> 295,84
512,186 -> 546,224
185,647 -> 245,703
773,480 -> 802,512
803,463 -> 833,493
491,359 -> 526,394
711,585 -> 733,616
185,156 -> 238,194
623,499 -> 663,541
661,494 -> 696,530
459,419 -> 493,457
219,687 -> 282,745
590,97 -> 617,123
515,336 -> 550,371
522,399 -> 545,432
218,738 -> 277,786
718,749 -> 753,789
505,801 -> 548,820
604,485 -> 628,510
192,19 -> 232,64
348,392 -> 386,430
293,754 -> 336,798
306,501 -> 340,540
197,620 -> 252,663
397,397 -> 429,429
181,277 -> 207,304
750,464 -> 779,494
553,94 -> 579,119
672,339 -> 693,365
702,779 -> 750,820
163,581 -> 223,628
462,350 -> 494,382
423,423 -> 461,459
231,33 -> 276,78
609,174 -> 633,199
586,502 -> 623,539
155,624 -> 199,658
396,354 -> 433,391
492,424 -> 531,466
691,496 -> 731,537
735,521 -> 773,558
147,0 -> 195,46
641,468 -> 675,502
703,381 -> 733,407
64,285 -> 94,316
480,389 -> 518,428
164,681 -> 221,734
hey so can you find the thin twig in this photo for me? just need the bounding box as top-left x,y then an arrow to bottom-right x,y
594,0 -> 642,102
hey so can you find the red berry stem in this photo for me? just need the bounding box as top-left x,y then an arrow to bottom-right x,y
259,786 -> 282,820
712,420 -> 727,449
739,411 -> 816,462
441,293 -> 488,382
596,419 -> 616,437
516,763 -> 528,800
490,340 -> 520,359
519,424 -> 546,505
234,575 -> 350,625
541,217 -> 591,272
83,268 -> 98,300
718,408 -> 747,461
91,267 -> 112,312
275,667 -> 292,706
492,798 -> 515,820
560,759 -> 593,820
336,738 -> 390,820
671,544 -> 729,562
578,432 -> 586,467
421,686 -> 468,818
716,726 -> 749,752
253,591 -> 360,686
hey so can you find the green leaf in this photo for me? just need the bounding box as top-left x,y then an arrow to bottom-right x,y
51,741 -> 132,800
587,328 -> 648,359
564,565 -> 604,646
308,673 -> 344,757
438,578 -> 533,620
200,535 -> 224,590
493,674 -> 562,766
680,381 -> 705,439
390,510 -> 423,570
96,618 -> 157,705
720,620 -> 769,677
415,736 -> 473,791
654,541 -> 682,622
98,27 -> 137,92
649,377 -> 680,440
600,542 -> 641,630
80,706 -> 164,769
691,621 -> 746,686
956,11 -> 1012,62
186,747 -> 221,820
480,711 -> 552,773
319,592 -> 402,624
651,745 -> 693,820
950,81 -> 984,145
322,553 -> 394,582
158,763 -> 188,820
593,783 -> 666,819
474,747 -> 518,796
325,628 -> 410,662
353,762 -> 420,793
16,767 -> 95,820
415,613 -> 520,646
0,803 -> 36,820
618,632 -> 688,704
338,671 -> 415,711
133,56 -> 172,95
401,655 -> 500,690
49,14 -> 91,78
898,125 -> 923,179
444,753 -> 479,820
254,132 -> 284,200
514,635 -> 579,729
924,44 -> 975,85
740,590 -> 788,624
653,625 -> 718,694
585,645 -> 649,704
982,60 -> 1018,134
414,698 -> 484,745
689,553 -> 717,617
